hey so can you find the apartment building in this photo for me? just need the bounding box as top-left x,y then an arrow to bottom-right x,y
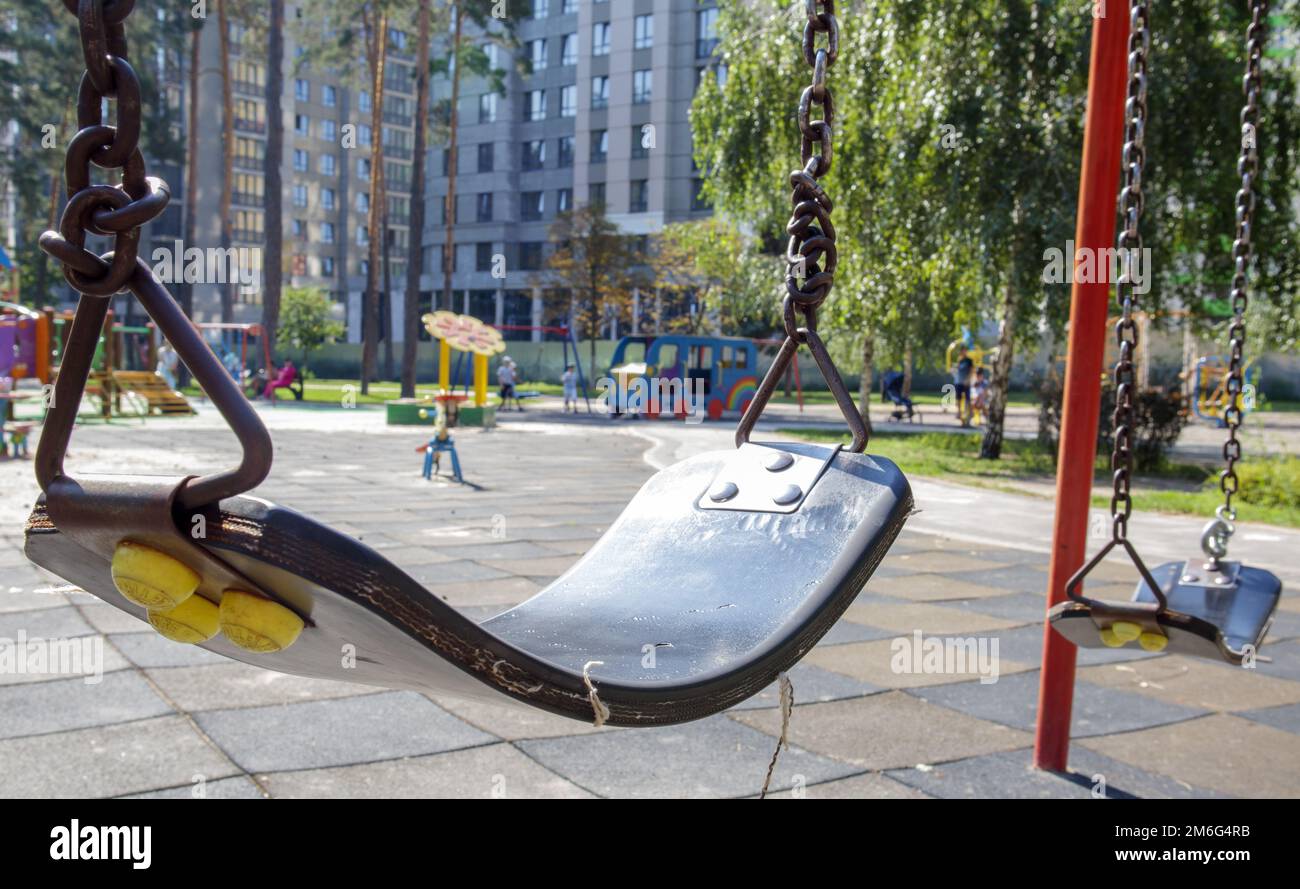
421,0 -> 721,341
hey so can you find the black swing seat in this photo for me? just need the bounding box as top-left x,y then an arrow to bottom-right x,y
1048,558 -> 1282,665
26,441 -> 911,726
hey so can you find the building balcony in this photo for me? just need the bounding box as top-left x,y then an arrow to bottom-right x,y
233,80 -> 264,97
232,192 -> 265,207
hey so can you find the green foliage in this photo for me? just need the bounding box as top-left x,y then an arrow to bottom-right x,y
279,286 -> 345,368
1037,375 -> 1190,472
649,220 -> 783,336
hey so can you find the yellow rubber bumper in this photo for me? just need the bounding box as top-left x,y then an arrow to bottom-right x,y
219,590 -> 304,653
111,542 -> 200,610
1099,620 -> 1167,652
148,594 -> 221,644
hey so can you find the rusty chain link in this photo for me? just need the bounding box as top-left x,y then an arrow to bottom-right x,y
737,0 -> 867,452
1105,0 -> 1151,545
1217,0 -> 1268,531
39,0 -> 170,297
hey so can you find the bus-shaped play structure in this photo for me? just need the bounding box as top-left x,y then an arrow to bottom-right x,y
607,334 -> 758,420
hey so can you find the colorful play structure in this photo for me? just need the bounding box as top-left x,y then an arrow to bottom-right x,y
1192,354 -> 1261,426
416,409 -> 464,483
607,333 -> 759,420
386,311 -> 505,426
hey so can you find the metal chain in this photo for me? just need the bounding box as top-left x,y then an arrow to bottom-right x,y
1107,0 -> 1150,545
1217,0 -> 1268,528
737,0 -> 866,452
39,0 -> 170,297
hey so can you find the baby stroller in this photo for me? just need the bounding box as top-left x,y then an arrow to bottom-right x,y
881,370 -> 917,422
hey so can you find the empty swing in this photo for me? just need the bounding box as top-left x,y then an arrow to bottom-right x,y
1049,0 -> 1281,665
27,0 -> 911,726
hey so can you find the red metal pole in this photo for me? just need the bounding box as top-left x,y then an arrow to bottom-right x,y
1033,7 -> 1131,771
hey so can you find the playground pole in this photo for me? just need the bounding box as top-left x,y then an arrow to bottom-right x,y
1034,7 -> 1130,772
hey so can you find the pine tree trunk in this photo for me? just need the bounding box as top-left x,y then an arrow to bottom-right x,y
182,22 -> 201,319
360,11 -> 389,394
216,0 -> 234,323
857,332 -> 875,438
262,0 -> 284,357
980,276 -> 1018,459
441,6 -> 463,312
382,201 -> 393,380
401,0 -> 432,399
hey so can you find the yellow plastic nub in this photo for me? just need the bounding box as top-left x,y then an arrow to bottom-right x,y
1099,627 -> 1125,648
111,541 -> 200,610
148,595 -> 220,644
1111,621 -> 1142,643
219,590 -> 304,653
1138,632 -> 1168,652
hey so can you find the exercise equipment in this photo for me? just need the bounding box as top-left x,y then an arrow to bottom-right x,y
26,0 -> 909,726
1049,0 -> 1280,667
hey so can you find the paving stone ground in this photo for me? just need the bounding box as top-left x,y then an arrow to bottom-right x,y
0,402 -> 1297,798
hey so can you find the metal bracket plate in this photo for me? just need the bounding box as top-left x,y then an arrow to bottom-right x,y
1177,558 -> 1241,591
697,442 -> 841,514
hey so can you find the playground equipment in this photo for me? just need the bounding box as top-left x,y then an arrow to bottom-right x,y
1040,0 -> 1281,770
421,310 -> 504,427
27,1 -> 909,728
1192,355 -> 1260,426
607,334 -> 758,420
0,302 -> 51,383
496,323 -> 592,412
944,338 -> 998,425
416,408 -> 464,484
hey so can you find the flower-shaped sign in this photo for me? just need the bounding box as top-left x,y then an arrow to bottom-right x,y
421,311 -> 506,356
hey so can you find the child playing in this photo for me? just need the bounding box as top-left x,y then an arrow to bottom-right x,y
561,364 -> 578,413
970,367 -> 991,422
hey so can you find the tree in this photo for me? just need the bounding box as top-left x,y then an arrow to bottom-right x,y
182,11 -> 205,319
542,206 -> 642,378
216,0 -> 236,322
400,0 -> 433,398
262,0 -> 286,356
279,286 -> 345,375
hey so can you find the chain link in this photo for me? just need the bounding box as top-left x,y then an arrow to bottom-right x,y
39,0 -> 169,297
1106,0 -> 1150,544
1218,0 -> 1268,526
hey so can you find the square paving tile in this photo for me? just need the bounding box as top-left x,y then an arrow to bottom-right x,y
77,601 -> 152,635
886,551 -> 1012,574
1082,714 -> 1300,797
910,670 -> 1208,737
0,605 -> 96,640
869,573 -> 1013,602
0,636 -> 129,687
886,747 -> 1225,799
146,661 -> 377,711
960,564 -> 1051,595
1078,656 -> 1300,713
123,776 -> 266,799
1258,639 -> 1300,683
428,694 -> 608,741
194,691 -> 496,773
729,662 -> 884,710
262,743 -> 593,798
817,617 -> 901,645
0,585 -> 71,613
0,671 -> 172,740
730,690 -> 1032,770
517,714 -> 858,798
803,637 -> 1034,689
841,599 -> 1021,635
1238,702 -> 1300,735
952,592 -> 1051,625
109,632 -> 229,669
0,716 -> 240,798
760,772 -> 930,799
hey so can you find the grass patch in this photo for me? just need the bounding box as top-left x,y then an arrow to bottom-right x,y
779,427 -> 1300,528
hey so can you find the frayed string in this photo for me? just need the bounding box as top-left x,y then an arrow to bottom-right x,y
759,672 -> 795,799
582,660 -> 610,727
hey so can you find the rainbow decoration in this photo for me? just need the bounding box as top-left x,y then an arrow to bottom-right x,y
725,376 -> 758,410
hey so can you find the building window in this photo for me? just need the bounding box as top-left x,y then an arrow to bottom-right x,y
518,242 -> 544,270
697,7 -> 719,57
293,148 -> 308,172
521,191 -> 544,221
478,142 -> 494,173
590,129 -> 607,163
358,123 -> 372,145
557,188 -> 572,214
477,192 -> 493,222
562,0 -> 577,13
292,218 -> 305,237
478,93 -> 497,123
357,226 -> 369,246
531,0 -> 548,19
321,119 -> 337,142
561,33 -> 578,66
522,139 -> 546,170
321,187 -> 336,210
630,179 -> 648,213
357,157 -> 370,178
319,153 -> 336,175
322,256 -> 334,276
557,135 -> 574,168
633,69 -> 652,104
357,191 -> 369,212
294,78 -> 309,102
634,14 -> 653,50
525,89 -> 546,121
476,242 -> 494,272
359,90 -> 372,113
592,22 -> 610,56
588,182 -> 605,208
292,184 -> 307,208
527,38 -> 547,72
321,221 -> 335,244
632,125 -> 650,159
322,84 -> 337,107
591,75 -> 609,109
294,113 -> 309,136
560,85 -> 576,118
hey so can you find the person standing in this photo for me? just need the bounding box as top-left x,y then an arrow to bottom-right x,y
561,364 -> 578,413
953,346 -> 974,427
156,341 -> 180,391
